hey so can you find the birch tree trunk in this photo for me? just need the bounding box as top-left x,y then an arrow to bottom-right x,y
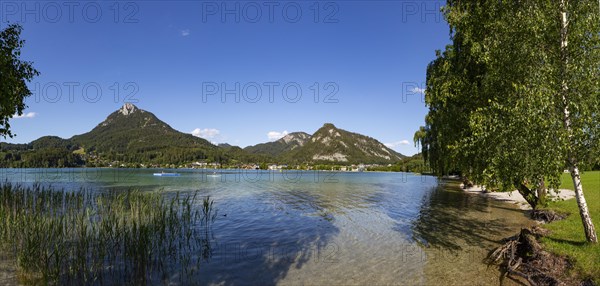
560,0 -> 598,243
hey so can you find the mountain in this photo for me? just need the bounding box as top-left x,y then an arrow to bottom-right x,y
70,103 -> 222,165
0,135 -> 84,168
281,123 -> 404,164
0,104 -> 405,167
72,104 -> 213,152
244,132 -> 310,157
244,124 -> 405,164
217,143 -> 270,164
31,136 -> 75,150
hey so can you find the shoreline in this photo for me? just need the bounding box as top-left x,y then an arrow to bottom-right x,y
460,184 -> 576,210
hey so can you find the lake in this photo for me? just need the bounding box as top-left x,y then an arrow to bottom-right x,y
0,168 -> 532,285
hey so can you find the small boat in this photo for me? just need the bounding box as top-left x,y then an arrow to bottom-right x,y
153,172 -> 181,177
207,172 -> 220,178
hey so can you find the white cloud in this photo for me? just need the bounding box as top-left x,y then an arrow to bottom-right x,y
410,87 -> 426,95
13,112 -> 37,119
385,140 -> 410,148
180,29 -> 190,37
267,130 -> 289,141
191,128 -> 220,139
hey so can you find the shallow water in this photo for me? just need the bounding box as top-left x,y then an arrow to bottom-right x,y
0,169 -> 532,285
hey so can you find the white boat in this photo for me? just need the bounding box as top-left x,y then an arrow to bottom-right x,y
153,172 -> 181,177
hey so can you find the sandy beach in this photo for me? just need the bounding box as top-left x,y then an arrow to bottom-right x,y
461,184 -> 575,210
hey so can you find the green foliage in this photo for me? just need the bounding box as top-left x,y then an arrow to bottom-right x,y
0,24 -> 40,138
0,144 -> 84,168
30,136 -> 75,150
418,1 -> 600,210
366,154 -> 430,173
218,144 -> 270,166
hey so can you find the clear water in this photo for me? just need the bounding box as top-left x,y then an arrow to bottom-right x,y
0,168 -> 532,285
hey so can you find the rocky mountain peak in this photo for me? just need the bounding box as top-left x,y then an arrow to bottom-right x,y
280,132 -> 310,144
120,103 -> 138,116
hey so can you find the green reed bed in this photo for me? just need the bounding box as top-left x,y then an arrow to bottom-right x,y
0,182 -> 217,285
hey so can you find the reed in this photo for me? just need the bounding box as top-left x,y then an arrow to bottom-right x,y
0,182 -> 216,285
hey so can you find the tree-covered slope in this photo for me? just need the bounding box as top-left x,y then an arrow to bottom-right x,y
0,136 -> 83,168
70,104 -> 221,164
244,132 -> 310,157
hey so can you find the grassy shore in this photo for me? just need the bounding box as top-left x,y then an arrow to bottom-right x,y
541,171 -> 600,283
0,183 -> 217,284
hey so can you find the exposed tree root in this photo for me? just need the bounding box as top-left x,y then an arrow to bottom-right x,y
487,227 -> 581,286
531,210 -> 568,223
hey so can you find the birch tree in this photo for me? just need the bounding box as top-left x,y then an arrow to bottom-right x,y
418,1 -> 599,242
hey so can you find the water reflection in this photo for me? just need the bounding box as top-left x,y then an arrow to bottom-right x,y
197,183 -> 340,285
411,182 -> 528,251
413,181 -> 534,285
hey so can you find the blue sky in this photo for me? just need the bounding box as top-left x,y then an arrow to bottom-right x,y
2,1 -> 448,156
